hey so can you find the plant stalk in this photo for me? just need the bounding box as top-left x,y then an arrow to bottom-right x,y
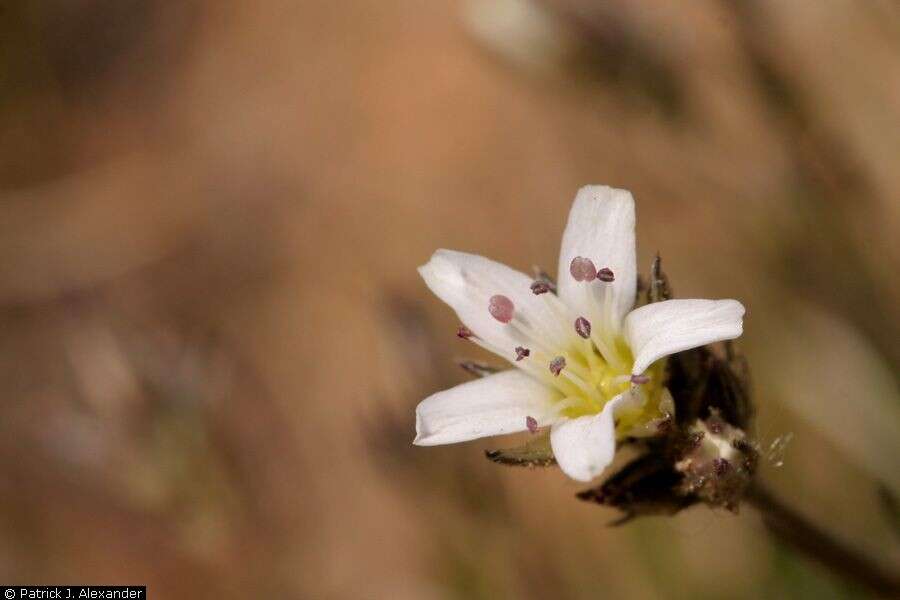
744,482 -> 900,597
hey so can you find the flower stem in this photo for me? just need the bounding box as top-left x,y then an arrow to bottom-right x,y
744,482 -> 900,597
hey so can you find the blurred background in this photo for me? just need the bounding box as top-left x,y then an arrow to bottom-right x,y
0,1 -> 898,598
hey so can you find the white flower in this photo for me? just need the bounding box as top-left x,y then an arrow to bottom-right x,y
414,186 -> 745,482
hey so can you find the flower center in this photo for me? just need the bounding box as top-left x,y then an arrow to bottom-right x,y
545,334 -> 668,435
547,335 -> 632,417
469,272 -> 671,436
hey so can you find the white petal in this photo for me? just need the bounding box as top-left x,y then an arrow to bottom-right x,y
414,370 -> 559,446
624,299 -> 745,375
557,185 -> 637,334
550,393 -> 632,481
419,249 -> 575,362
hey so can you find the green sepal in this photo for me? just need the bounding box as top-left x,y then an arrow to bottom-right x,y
485,431 -> 556,467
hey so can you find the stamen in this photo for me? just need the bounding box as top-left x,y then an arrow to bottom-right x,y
457,326 -> 476,340
590,330 -> 622,371
630,374 -> 650,385
488,294 -> 515,323
597,267 -> 615,282
560,368 -> 601,404
525,416 -> 538,434
514,346 -> 530,361
531,266 -> 557,293
506,319 -> 557,358
555,396 -> 575,409
574,316 -> 591,339
569,257 -> 597,282
549,356 -> 566,376
467,334 -> 541,374
535,285 -> 573,332
582,338 -> 600,371
457,360 -> 499,378
530,281 -> 551,295
558,351 -> 592,379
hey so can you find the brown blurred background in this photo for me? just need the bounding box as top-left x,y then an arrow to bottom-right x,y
0,1 -> 898,598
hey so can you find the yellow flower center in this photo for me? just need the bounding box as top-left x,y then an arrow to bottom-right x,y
547,336 -> 668,436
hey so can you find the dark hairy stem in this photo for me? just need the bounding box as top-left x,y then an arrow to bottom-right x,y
745,482 -> 900,597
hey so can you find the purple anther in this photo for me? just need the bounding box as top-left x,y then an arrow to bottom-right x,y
569,257 -> 597,282
574,316 -> 592,339
549,356 -> 566,377
515,346 -> 530,361
530,281 -> 551,295
707,416 -> 725,435
457,326 -> 475,340
597,267 -> 615,282
488,294 -> 515,323
630,374 -> 650,385
526,416 -> 539,434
